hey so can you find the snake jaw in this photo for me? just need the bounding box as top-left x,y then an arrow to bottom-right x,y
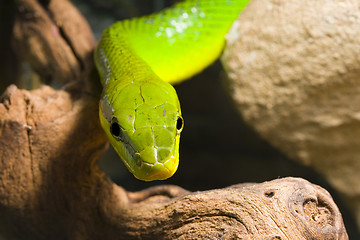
116,138 -> 179,181
137,156 -> 179,181
127,132 -> 180,181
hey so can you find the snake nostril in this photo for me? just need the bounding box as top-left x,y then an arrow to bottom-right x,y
134,153 -> 142,167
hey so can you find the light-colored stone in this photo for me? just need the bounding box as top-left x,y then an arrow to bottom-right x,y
222,0 -> 360,229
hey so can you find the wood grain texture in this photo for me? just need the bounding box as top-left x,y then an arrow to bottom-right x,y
0,0 -> 349,239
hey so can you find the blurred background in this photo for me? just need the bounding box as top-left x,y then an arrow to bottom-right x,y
1,0 -> 358,238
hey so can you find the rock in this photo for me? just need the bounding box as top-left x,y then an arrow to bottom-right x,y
222,0 -> 360,229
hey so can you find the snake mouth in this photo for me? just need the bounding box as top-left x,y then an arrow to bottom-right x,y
108,119 -> 179,181
133,155 -> 179,181
121,141 -> 179,181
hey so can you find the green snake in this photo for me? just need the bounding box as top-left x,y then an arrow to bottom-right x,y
94,0 -> 250,181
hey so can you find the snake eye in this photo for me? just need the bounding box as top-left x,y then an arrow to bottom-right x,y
110,118 -> 124,141
176,115 -> 184,132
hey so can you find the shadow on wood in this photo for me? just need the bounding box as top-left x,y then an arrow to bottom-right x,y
0,0 -> 349,239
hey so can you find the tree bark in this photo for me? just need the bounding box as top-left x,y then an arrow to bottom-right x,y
0,0 -> 349,239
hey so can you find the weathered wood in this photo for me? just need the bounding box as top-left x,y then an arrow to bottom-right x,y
12,0 -> 95,84
0,0 -> 349,239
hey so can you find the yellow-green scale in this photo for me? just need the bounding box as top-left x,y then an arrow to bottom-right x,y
94,0 -> 250,181
95,26 -> 182,180
119,0 -> 250,84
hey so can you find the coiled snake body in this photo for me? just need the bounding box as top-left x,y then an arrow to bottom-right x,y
95,0 -> 249,181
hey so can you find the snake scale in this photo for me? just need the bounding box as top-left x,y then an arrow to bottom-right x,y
94,0 -> 250,181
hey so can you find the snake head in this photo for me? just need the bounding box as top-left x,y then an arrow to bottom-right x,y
99,78 -> 183,181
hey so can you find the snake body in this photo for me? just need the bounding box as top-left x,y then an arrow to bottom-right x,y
95,0 -> 249,181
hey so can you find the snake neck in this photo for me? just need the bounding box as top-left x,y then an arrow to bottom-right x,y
96,0 -> 250,86
94,24 -> 154,88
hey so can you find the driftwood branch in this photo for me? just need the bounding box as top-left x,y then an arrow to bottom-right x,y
12,0 -> 95,84
0,0 -> 349,239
